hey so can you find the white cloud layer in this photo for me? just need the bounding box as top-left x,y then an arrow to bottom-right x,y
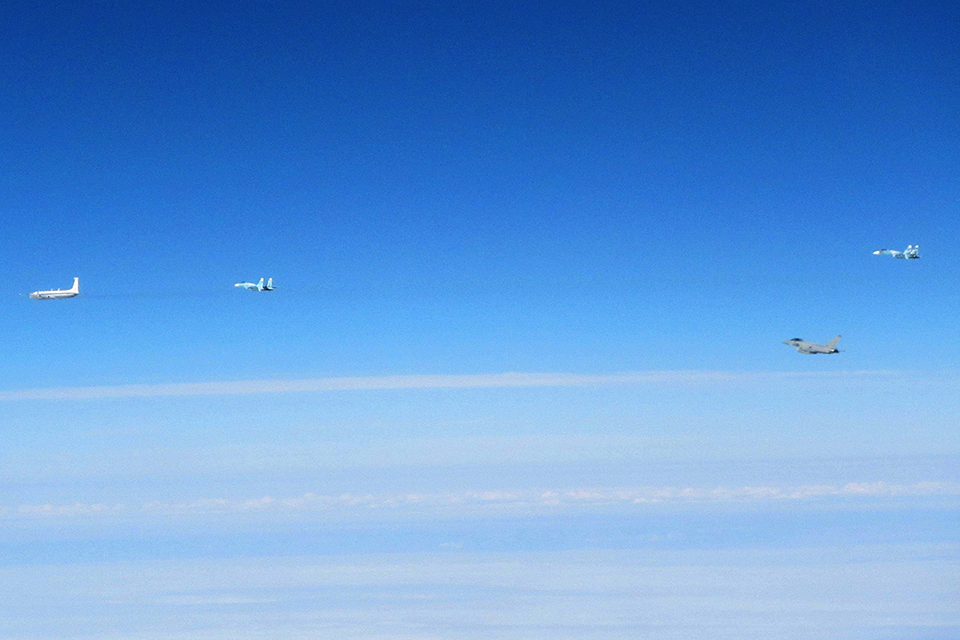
6,481 -> 958,519
0,369 -> 911,401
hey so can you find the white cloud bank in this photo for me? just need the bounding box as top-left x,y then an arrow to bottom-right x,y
0,370 -> 909,401
6,481 -> 958,519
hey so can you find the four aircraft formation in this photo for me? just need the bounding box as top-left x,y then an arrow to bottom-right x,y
26,244 -> 921,355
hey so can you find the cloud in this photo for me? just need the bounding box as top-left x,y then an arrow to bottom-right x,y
0,370 -> 908,402
16,502 -> 123,517
7,482 -> 957,519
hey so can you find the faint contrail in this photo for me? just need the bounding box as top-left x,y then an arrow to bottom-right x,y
79,291 -> 233,300
0,370 -> 906,401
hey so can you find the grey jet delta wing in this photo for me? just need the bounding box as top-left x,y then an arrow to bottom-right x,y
873,245 -> 920,259
783,335 -> 841,354
29,277 -> 80,300
235,277 -> 275,291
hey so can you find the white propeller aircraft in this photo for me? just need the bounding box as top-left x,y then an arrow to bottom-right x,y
29,277 -> 80,300
235,277 -> 275,292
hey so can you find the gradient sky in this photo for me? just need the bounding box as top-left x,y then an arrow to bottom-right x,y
1,2 -> 958,638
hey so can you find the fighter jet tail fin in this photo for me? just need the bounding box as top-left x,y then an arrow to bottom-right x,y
825,335 -> 841,350
267,278 -> 274,289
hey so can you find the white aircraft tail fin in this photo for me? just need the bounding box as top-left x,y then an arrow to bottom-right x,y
70,277 -> 79,293
267,278 -> 274,289
825,335 -> 841,350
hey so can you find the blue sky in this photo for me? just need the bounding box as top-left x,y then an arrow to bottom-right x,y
2,1 -> 959,381
1,1 -> 958,638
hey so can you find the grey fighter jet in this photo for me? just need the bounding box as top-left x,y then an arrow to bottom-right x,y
234,277 -> 275,291
873,245 -> 920,259
783,336 -> 841,354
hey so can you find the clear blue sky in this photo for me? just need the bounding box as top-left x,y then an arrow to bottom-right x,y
1,2 -> 958,638
2,0 -> 959,382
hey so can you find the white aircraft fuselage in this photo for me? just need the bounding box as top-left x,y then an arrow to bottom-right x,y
29,277 -> 80,300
